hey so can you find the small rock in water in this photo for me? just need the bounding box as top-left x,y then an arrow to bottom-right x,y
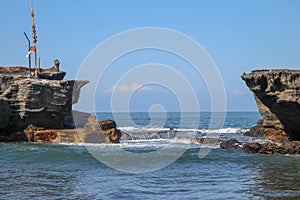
243,120 -> 265,138
99,120 -> 117,130
220,139 -> 242,149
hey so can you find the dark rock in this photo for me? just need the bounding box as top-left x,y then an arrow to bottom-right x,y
192,137 -> 219,144
242,70 -> 300,141
121,130 -> 178,141
38,71 -> 66,80
102,128 -> 122,143
243,143 -> 262,154
244,120 -> 265,137
0,99 -> 10,129
220,139 -> 242,149
99,120 -> 117,130
243,141 -> 300,154
241,69 -> 300,154
47,59 -> 60,72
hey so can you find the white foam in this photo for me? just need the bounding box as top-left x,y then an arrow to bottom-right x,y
119,126 -> 248,134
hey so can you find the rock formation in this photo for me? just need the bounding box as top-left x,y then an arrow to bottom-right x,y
241,69 -> 300,154
98,119 -> 122,143
243,141 -> 300,154
23,117 -> 121,144
242,69 -> 300,141
0,66 -> 121,143
220,139 -> 243,149
243,120 -> 265,138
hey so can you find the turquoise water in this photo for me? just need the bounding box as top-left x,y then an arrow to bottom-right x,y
1,112 -> 300,199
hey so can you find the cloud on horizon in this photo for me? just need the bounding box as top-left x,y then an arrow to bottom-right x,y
231,89 -> 248,95
104,82 -> 152,94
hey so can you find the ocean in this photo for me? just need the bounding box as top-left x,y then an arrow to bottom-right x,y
1,112 -> 300,199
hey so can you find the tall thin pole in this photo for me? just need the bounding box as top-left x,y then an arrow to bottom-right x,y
30,0 -> 38,73
24,32 -> 31,76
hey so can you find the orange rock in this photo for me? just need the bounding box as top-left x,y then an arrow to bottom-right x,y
264,128 -> 288,142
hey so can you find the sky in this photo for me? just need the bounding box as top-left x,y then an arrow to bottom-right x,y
1,0 -> 300,112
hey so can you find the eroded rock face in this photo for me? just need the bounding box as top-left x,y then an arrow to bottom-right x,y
23,117 -> 121,144
242,70 -> 300,141
0,66 -> 88,141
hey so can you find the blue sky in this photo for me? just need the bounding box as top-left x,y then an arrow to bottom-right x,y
1,0 -> 300,112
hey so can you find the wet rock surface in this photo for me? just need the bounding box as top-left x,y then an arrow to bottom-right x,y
243,120 -> 265,138
220,139 -> 243,149
243,141 -> 300,155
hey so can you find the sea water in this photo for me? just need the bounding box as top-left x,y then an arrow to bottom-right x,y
1,112 -> 300,199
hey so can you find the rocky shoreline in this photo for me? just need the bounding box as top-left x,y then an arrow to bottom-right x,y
221,70 -> 300,154
1,65 -> 299,152
0,65 -> 121,143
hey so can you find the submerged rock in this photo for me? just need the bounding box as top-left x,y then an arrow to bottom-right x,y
220,139 -> 242,149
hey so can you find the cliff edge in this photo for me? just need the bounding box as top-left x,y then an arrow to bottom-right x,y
241,69 -> 300,154
0,66 -> 121,143
242,69 -> 300,141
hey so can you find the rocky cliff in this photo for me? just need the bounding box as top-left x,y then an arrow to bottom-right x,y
0,66 -> 121,143
242,69 -> 300,141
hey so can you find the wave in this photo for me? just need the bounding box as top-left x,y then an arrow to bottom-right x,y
114,127 -> 253,152
60,140 -> 220,151
119,126 -> 248,141
14,126 -> 252,150
119,126 -> 248,134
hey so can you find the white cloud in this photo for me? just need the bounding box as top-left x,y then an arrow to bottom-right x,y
104,82 -> 152,93
232,89 -> 248,95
